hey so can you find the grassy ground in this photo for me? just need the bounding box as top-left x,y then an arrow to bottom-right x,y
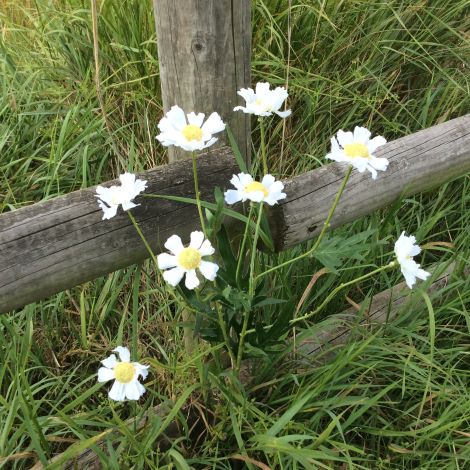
1,0 -> 470,468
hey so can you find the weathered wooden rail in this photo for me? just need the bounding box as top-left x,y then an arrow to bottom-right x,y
1,114 -> 469,313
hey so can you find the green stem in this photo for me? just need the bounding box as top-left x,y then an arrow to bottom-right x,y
259,118 -> 267,175
235,204 -> 255,284
291,260 -> 398,325
249,203 -> 264,298
191,151 -> 207,236
256,165 -> 353,282
236,203 -> 264,373
128,211 -> 158,267
129,211 -> 203,355
128,211 -> 181,307
132,263 -> 142,361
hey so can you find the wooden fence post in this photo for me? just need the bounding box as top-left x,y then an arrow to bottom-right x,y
153,0 -> 252,163
152,1 -> 251,353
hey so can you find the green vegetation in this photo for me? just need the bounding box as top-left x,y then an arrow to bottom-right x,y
1,0 -> 469,468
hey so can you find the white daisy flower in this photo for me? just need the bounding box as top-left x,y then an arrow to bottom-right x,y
233,82 -> 291,118
157,231 -> 219,290
95,173 -> 147,220
156,105 -> 225,152
394,232 -> 431,289
224,173 -> 286,206
97,346 -> 149,402
326,126 -> 389,179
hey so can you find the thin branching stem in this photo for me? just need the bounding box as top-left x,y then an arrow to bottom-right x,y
259,118 -> 268,174
236,204 -> 255,284
128,211 -> 158,267
236,203 -> 264,374
291,261 -> 398,324
191,151 -> 207,236
256,165 -> 353,282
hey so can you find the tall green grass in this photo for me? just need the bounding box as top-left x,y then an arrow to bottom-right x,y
0,0 -> 469,468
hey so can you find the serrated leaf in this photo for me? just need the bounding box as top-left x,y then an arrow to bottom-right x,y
313,229 -> 378,271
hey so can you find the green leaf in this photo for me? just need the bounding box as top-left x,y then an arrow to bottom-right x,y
313,229 -> 378,272
217,224 -> 238,284
253,297 -> 288,309
226,124 -> 248,173
144,193 -> 273,250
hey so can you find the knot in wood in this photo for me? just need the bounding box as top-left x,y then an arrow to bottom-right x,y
192,40 -> 204,52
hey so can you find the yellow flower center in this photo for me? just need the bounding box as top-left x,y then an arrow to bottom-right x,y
245,181 -> 269,197
181,124 -> 203,142
114,362 -> 135,383
343,143 -> 370,159
177,247 -> 202,270
255,98 -> 272,112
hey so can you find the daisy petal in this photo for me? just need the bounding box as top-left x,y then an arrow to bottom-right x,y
165,105 -> 187,131
224,189 -> 242,205
265,191 -> 286,206
187,112 -> 205,127
185,270 -> 200,290
416,268 -> 430,281
108,381 -> 126,401
336,130 -> 354,147
261,174 -> 276,188
247,191 -> 265,203
113,346 -> 130,363
353,126 -> 371,144
255,82 -> 270,97
99,202 -> 118,220
201,112 -> 226,135
275,109 -> 291,118
237,87 -> 255,103
367,165 -> 378,179
165,235 -> 184,255
367,135 -> 387,153
157,253 -> 178,270
101,354 -> 117,369
233,105 -> 249,113
239,173 -> 254,187
134,363 -> 150,380
403,270 -> 416,289
121,201 -> 137,211
199,260 -> 219,281
203,137 -> 218,149
163,267 -> 185,286
229,174 -> 244,190
369,157 -> 389,172
190,231 -> 205,250
97,367 -> 115,383
199,239 -> 215,256
124,381 -> 143,400
268,181 -> 284,194
119,172 -> 136,188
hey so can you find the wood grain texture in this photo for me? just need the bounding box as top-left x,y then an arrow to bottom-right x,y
153,0 -> 251,162
0,149 -> 238,313
269,114 -> 470,249
1,116 -> 470,313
